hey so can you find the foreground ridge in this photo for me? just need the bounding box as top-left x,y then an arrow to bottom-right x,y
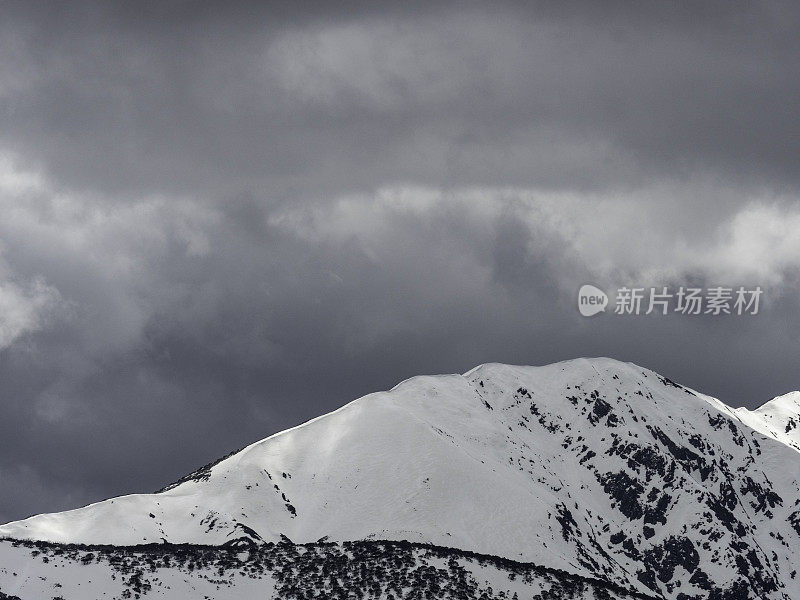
0,537 -> 660,600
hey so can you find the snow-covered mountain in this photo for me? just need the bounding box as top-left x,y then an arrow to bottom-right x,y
1,357 -> 799,600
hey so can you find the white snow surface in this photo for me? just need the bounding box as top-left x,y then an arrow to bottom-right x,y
734,391 -> 800,452
1,357 -> 799,599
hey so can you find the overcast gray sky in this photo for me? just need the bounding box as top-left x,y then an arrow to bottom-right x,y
0,1 -> 799,524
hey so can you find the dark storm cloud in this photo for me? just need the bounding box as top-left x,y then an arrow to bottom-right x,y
0,2 -> 799,523
2,1 -> 800,196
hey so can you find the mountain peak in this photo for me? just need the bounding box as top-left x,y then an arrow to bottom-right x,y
1,358 -> 799,600
734,390 -> 800,452
755,390 -> 800,415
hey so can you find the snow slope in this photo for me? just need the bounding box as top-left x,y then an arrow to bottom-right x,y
1,357 -> 799,600
734,391 -> 800,452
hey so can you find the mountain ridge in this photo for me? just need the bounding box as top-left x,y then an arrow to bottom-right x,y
1,357 -> 799,600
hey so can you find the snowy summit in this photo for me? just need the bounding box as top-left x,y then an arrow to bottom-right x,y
1,357 -> 799,600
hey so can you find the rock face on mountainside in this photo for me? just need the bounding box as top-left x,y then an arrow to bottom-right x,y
1,357 -> 799,600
